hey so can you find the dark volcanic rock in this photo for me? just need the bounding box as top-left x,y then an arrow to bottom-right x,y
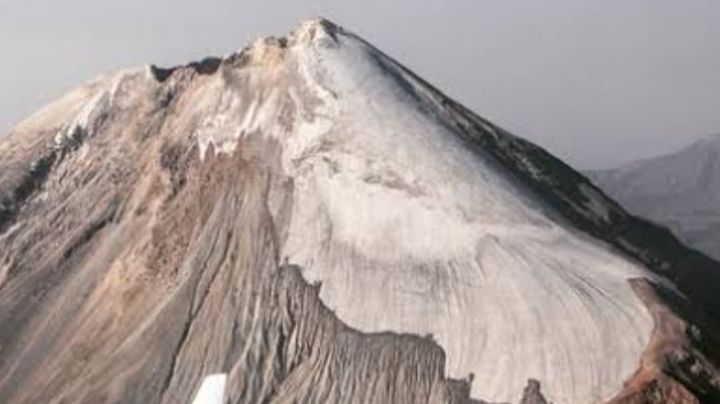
519,380 -> 548,404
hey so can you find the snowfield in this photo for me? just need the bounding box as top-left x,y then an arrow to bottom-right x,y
187,20 -> 654,404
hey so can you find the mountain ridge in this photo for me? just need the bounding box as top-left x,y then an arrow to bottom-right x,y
588,133 -> 720,262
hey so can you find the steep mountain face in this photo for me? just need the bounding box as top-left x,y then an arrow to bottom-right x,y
588,135 -> 720,262
1,19 -> 720,404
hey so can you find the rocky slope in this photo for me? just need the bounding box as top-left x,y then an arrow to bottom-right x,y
589,135 -> 720,261
1,19 -> 720,404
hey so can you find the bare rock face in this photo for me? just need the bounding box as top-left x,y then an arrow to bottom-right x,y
1,18 -> 720,404
519,380 -> 548,404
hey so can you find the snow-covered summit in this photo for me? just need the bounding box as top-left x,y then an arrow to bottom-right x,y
292,17 -> 341,43
151,18 -> 657,403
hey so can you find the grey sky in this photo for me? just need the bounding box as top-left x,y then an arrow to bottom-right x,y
1,0 -> 719,169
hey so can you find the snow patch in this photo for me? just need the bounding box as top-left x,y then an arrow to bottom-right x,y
53,68 -> 148,149
191,374 -> 227,404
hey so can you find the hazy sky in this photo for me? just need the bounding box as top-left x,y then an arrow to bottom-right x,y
1,1 -> 719,169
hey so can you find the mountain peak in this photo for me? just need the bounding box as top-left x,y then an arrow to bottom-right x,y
241,17 -> 342,68
292,17 -> 341,42
1,18 -> 720,404
244,17 -> 341,58
146,18 -> 343,83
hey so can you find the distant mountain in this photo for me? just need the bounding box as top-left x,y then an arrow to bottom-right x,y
589,134 -> 720,261
2,19 -> 720,404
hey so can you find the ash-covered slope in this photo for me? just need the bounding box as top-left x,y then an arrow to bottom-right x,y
588,135 -> 720,261
1,19 -> 719,404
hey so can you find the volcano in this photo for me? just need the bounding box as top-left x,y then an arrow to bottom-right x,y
1,19 -> 719,404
